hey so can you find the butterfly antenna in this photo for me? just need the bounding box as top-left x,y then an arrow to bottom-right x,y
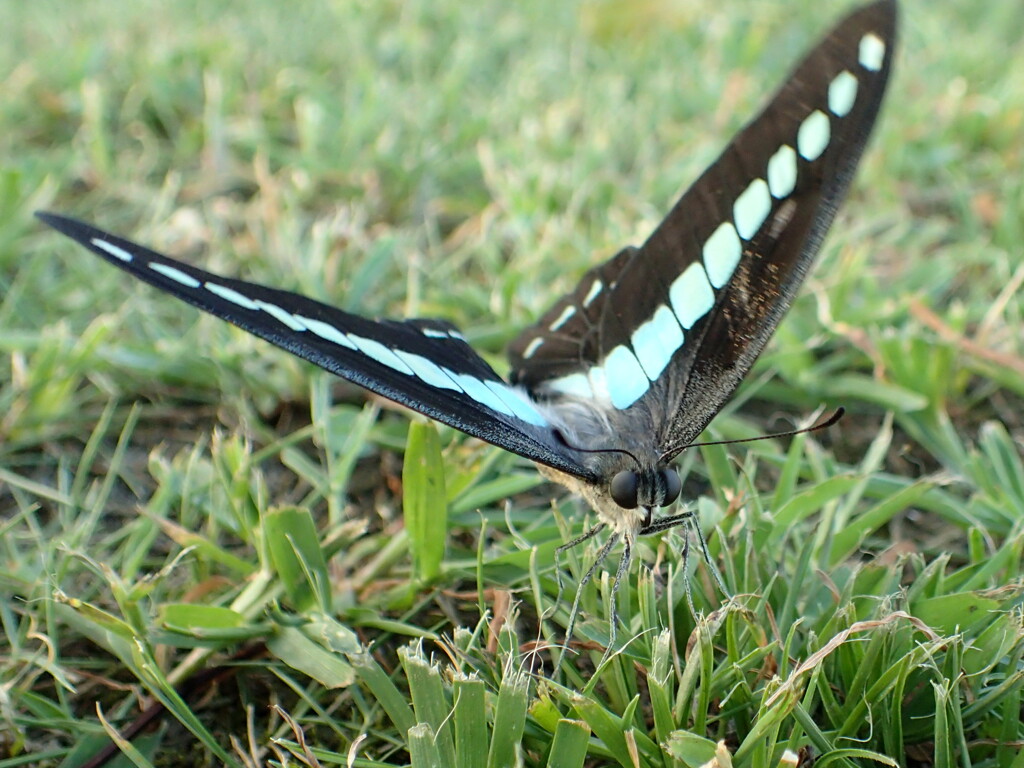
659,407 -> 845,463
553,430 -> 643,472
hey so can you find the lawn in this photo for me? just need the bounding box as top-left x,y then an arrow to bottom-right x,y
2,0 -> 1023,766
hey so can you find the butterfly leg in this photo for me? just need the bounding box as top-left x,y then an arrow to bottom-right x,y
560,530 -> 619,666
687,515 -> 730,600
556,523 -> 607,555
638,511 -> 693,535
553,523 -> 606,602
640,511 -> 700,615
640,512 -> 731,613
599,531 -> 635,667
681,527 -> 697,618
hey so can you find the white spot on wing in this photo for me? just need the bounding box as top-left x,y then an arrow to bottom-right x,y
797,110 -> 831,161
485,381 -> 548,426
767,145 -> 798,199
702,222 -> 742,289
349,335 -> 415,376
733,178 -> 772,240
631,305 -> 684,382
583,280 -> 603,307
421,326 -> 467,343
549,305 -> 575,332
90,238 -> 134,263
149,262 -> 200,288
523,337 -> 544,359
604,345 -> 648,409
296,315 -> 357,349
392,349 -> 462,391
670,263 -> 715,329
858,32 -> 885,72
256,300 -> 306,331
546,372 -> 594,399
588,366 -> 610,401
828,70 -> 858,117
450,373 -> 514,417
204,282 -> 260,310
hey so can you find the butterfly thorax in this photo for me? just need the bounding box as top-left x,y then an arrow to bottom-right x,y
521,371 -> 683,533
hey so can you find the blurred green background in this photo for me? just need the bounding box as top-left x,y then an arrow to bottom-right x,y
2,1 -> 1023,766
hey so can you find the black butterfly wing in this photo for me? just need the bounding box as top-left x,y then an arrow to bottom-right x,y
37,213 -> 599,482
509,0 -> 896,455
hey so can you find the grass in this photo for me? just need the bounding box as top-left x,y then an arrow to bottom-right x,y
2,0 -> 1024,765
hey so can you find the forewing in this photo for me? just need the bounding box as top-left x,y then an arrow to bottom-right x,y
37,213 -> 597,481
509,0 -> 896,452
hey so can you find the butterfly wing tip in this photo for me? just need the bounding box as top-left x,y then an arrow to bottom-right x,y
36,211 -> 78,233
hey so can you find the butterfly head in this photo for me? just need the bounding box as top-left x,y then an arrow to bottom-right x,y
536,454 -> 682,536
541,423 -> 683,531
609,467 -> 681,510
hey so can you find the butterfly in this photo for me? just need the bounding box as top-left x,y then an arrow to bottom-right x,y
39,0 -> 895,652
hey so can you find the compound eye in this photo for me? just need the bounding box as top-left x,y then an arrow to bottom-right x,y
610,471 -> 639,509
660,468 -> 681,507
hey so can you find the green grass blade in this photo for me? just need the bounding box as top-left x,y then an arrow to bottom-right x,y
348,650 -> 416,736
544,719 -> 592,768
264,506 -> 331,612
403,421 -> 448,583
486,668 -> 529,768
400,645 -> 456,767
408,723 -> 443,768
266,625 -> 355,689
454,675 -> 488,768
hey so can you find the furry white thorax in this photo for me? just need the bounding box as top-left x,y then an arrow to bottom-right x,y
534,394 -> 615,446
532,392 -> 664,536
